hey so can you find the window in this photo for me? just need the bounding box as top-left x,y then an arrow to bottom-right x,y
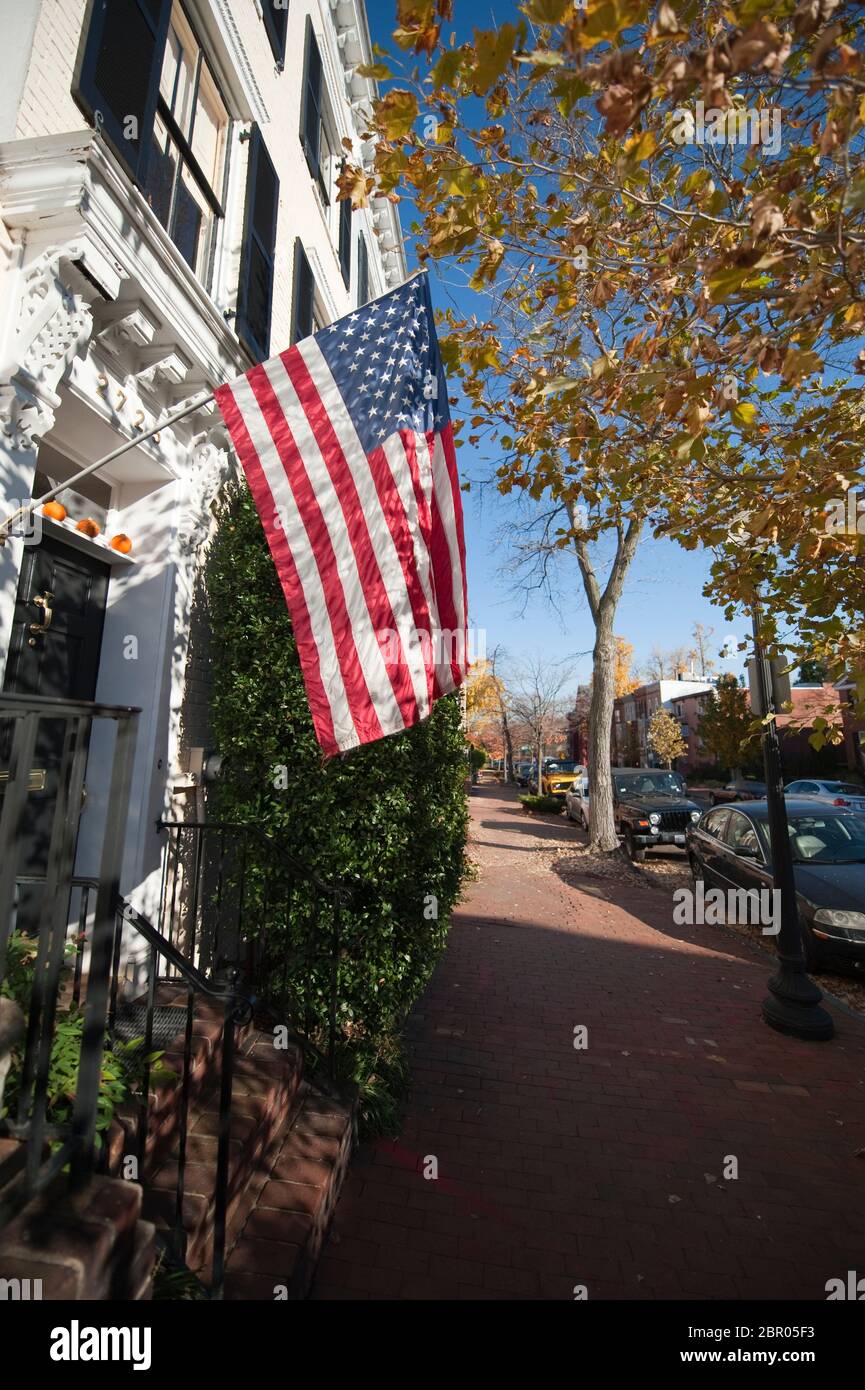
338,179 -> 351,289
73,0 -> 230,288
74,0 -> 278,352
300,17 -> 342,225
291,240 -> 315,344
145,3 -> 230,280
236,127 -> 279,361
357,235 -> 370,306
704,809 -> 730,840
73,0 -> 172,183
261,0 -> 288,67
724,812 -> 761,857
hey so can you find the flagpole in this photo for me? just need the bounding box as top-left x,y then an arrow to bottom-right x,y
0,388 -> 216,545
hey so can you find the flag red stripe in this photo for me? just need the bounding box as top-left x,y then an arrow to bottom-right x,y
399,431 -> 443,702
366,438 -> 438,709
438,424 -> 468,631
246,364 -> 385,745
281,349 -> 421,726
424,428 -> 463,687
214,382 -> 340,755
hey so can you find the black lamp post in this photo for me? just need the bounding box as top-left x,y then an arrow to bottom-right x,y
751,603 -> 834,1041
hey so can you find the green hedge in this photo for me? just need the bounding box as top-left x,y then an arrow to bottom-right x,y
205,483 -> 469,1123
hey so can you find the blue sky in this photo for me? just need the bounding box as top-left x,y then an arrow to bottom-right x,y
363,1 -> 750,686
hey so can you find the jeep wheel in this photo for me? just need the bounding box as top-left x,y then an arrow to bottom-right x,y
625,830 -> 646,863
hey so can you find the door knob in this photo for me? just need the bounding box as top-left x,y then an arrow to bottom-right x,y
28,590 -> 54,638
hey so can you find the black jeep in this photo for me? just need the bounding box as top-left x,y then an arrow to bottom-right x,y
612,768 -> 702,861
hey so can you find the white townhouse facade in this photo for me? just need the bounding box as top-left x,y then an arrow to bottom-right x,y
0,0 -> 406,921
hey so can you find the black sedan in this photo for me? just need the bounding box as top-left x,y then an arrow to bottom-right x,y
686,800 -> 865,971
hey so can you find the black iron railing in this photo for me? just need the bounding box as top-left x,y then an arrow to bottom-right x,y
0,693 -> 139,1222
99,821 -> 347,1296
0,695 -> 348,1298
152,820 -> 346,1078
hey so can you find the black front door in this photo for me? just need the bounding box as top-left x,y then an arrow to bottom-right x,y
2,535 -> 110,929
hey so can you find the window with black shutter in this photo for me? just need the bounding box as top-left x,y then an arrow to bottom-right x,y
72,0 -> 172,181
236,127 -> 279,362
291,240 -> 316,345
357,235 -> 370,307
300,18 -> 326,194
338,176 -> 352,290
73,1 -> 230,289
262,0 -> 289,67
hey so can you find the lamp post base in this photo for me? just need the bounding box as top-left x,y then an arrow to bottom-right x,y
762,967 -> 834,1041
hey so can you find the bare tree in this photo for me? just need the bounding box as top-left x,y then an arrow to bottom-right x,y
509,656 -> 574,793
488,645 -> 516,783
690,622 -> 717,681
642,644 -> 694,682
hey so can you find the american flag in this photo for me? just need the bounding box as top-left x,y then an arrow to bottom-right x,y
214,271 -> 468,757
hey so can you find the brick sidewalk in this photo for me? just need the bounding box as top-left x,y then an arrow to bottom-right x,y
311,785 -> 865,1300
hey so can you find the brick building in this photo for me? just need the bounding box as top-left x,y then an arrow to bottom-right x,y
0,0 -> 405,923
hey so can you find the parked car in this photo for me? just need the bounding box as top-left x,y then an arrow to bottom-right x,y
514,762 -> 532,787
686,801 -> 865,970
784,779 -> 865,812
565,774 -> 590,829
612,768 -> 702,861
541,760 -> 585,799
709,779 -> 768,806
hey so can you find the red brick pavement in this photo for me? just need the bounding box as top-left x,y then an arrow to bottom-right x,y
311,784 -> 865,1301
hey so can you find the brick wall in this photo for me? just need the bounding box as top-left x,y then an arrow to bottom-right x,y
15,0 -> 88,139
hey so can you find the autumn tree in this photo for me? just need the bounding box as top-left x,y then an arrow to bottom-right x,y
647,707 -> 687,768
697,674 -> 757,779
613,636 -> 638,696
344,0 -> 865,847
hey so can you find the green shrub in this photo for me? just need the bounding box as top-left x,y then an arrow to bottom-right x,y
519,794 -> 562,814
205,483 -> 469,1121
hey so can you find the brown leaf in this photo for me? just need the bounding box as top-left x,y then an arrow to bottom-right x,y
750,194 -> 785,239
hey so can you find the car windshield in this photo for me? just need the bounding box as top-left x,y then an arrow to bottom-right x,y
777,813 -> 865,864
546,761 -> 577,774
823,782 -> 864,796
614,772 -> 685,796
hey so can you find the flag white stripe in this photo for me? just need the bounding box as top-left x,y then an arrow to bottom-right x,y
230,374 -> 360,750
298,341 -> 431,720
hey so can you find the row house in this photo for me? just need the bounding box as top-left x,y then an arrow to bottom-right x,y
0,0 -> 405,925
610,678 -> 714,768
0,0 -> 407,1300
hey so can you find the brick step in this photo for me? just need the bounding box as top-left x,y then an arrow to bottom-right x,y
223,1082 -> 356,1300
139,1024 -> 304,1283
105,986 -> 259,1181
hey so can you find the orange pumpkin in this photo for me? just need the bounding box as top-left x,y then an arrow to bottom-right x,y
75,517 -> 101,538
41,501 -> 67,521
109,533 -> 133,554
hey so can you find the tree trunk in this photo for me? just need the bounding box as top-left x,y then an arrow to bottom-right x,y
571,512 -> 643,853
587,610 -> 620,851
502,707 -> 515,783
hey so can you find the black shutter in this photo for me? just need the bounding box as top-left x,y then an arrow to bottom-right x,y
236,127 -> 279,362
338,173 -> 351,290
300,18 -> 323,185
357,235 -> 370,306
291,239 -> 315,344
262,0 -> 288,68
72,0 -> 172,182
